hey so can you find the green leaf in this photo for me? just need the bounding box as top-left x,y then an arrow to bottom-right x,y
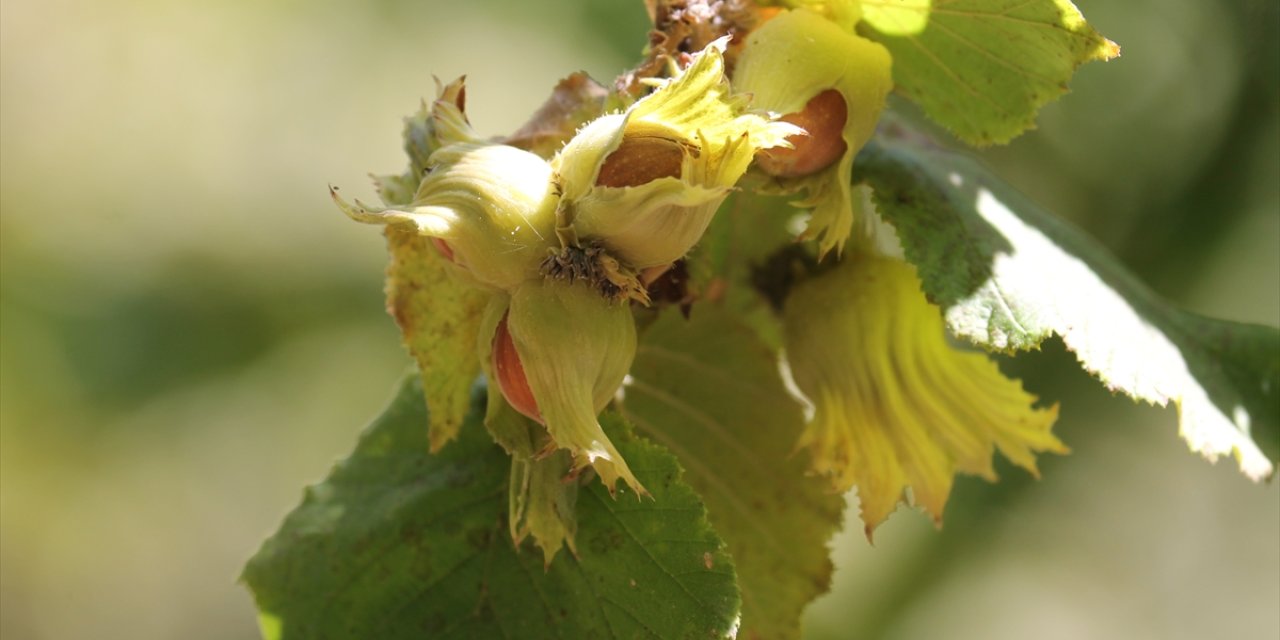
243,376 -> 741,639
622,307 -> 845,640
854,128 -> 1279,480
858,0 -> 1119,145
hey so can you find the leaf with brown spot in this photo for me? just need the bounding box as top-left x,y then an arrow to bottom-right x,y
384,226 -> 489,452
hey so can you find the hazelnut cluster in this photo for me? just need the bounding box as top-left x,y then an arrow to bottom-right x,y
336,8 -> 899,558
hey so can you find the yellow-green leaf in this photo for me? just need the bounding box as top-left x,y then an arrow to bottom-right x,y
858,0 -> 1119,145
383,227 -> 489,452
372,89 -> 492,453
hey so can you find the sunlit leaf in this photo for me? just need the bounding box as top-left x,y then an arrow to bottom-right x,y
855,127 -> 1279,480
622,308 -> 844,640
242,376 -> 741,639
858,0 -> 1119,145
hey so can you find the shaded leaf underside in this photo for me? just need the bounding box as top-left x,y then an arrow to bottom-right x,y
623,308 -> 845,640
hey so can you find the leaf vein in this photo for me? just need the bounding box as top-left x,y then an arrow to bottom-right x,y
925,18 -> 1060,86
620,410 -> 772,621
322,485 -> 504,612
586,481 -> 711,612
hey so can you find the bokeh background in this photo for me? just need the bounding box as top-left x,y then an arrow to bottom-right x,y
1,0 -> 1276,638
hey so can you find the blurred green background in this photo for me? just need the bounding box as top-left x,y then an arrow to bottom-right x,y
0,0 -> 1275,638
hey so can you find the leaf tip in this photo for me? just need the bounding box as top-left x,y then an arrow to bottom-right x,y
427,431 -> 453,454
1100,38 -> 1121,60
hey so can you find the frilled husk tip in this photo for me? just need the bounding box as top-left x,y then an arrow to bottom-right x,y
783,253 -> 1066,537
510,450 -> 580,566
